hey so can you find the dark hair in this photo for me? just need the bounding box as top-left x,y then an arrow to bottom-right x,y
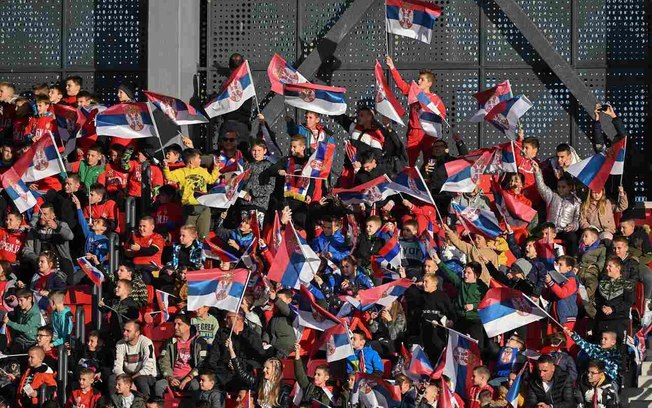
419,70 -> 436,84
540,222 -> 556,231
145,398 -> 164,408
158,184 -> 177,198
360,150 -> 377,164
558,175 -> 575,189
109,144 -> 126,155
251,138 -> 268,149
199,370 -> 217,382
612,236 -> 629,246
522,137 -> 540,150
77,90 -> 92,99
466,261 -> 483,278
174,313 -> 192,326
37,326 -> 53,337
90,183 -> 106,197
537,354 -> 555,365
556,143 -> 572,154
183,148 -> 201,161
587,360 -> 605,372
35,94 -> 51,104
557,255 -> 576,269
606,256 -> 622,268
164,144 -> 183,156
49,83 -> 65,95
124,319 -> 142,332
66,75 -> 83,87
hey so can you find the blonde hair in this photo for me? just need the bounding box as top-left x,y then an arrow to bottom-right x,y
581,188 -> 608,216
257,358 -> 283,407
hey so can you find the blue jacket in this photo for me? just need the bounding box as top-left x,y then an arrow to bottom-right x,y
328,268 -> 374,295
170,239 -> 205,270
346,345 -> 384,374
77,209 -> 110,265
547,271 -> 579,324
50,306 -> 73,347
311,230 -> 350,264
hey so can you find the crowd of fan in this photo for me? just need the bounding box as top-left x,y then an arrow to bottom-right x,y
0,57 -> 650,408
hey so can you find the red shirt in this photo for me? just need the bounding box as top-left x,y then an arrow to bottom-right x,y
126,232 -> 166,266
0,228 -> 26,263
468,384 -> 494,408
154,202 -> 183,244
97,163 -> 129,194
65,388 -> 101,408
390,67 -> 446,133
126,161 -> 164,197
12,116 -> 29,145
83,200 -> 119,233
24,115 -> 57,142
62,95 -> 77,105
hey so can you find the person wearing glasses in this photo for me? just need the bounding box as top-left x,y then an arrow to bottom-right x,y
577,360 -> 620,408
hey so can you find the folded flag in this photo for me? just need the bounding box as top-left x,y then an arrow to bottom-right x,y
187,267 -> 249,311
332,175 -> 394,205
302,137 -> 336,179
610,137 -> 626,175
442,330 -> 482,400
52,103 -> 85,156
77,257 -> 105,287
155,289 -> 171,321
267,53 -> 309,94
470,80 -> 513,122
407,344 -> 434,378
567,137 -> 626,191
17,133 -> 66,183
478,287 -> 546,338
344,140 -> 358,164
96,102 -> 159,139
144,90 -> 208,125
485,95 -> 533,138
371,233 -> 403,278
374,60 -> 405,126
195,169 -> 250,209
268,221 -> 321,289
451,202 -> 502,239
385,0 -> 442,44
408,81 -> 446,137
387,167 -> 433,204
491,179 -> 537,228
76,105 -> 105,139
295,285 -> 341,331
205,60 -> 256,118
352,373 -> 401,408
284,83 -> 347,116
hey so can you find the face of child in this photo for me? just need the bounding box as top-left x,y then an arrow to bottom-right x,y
78,374 -> 93,390
509,174 -> 523,191
341,261 -> 354,277
77,96 -> 91,108
66,80 -> 81,96
365,221 -> 380,236
28,350 -> 44,368
0,86 -> 13,102
556,260 -> 571,273
179,229 -> 196,246
556,150 -> 572,168
362,160 -> 376,173
557,180 -> 572,197
313,368 -> 329,387
38,256 -> 52,273
322,222 -> 337,237
305,112 -> 320,128
86,150 -> 101,166
49,88 -> 62,103
188,155 -> 201,168
17,296 -> 32,311
91,219 -> 107,235
417,74 -> 433,91
290,140 -> 305,157
525,241 -> 537,258
472,371 -> 487,386
356,110 -> 373,128
89,190 -> 102,205
239,220 -> 252,235
1,146 -> 13,162
523,143 -> 538,159
251,145 -> 266,162
542,227 -> 556,242
37,101 -> 50,115
6,214 -> 21,230
166,150 -> 180,163
115,379 -> 130,395
606,261 -> 621,279
199,375 -> 215,391
117,89 -> 130,102
581,230 -> 597,247
87,335 -> 99,351
401,225 -> 417,240
463,267 -> 477,283
138,220 -> 155,236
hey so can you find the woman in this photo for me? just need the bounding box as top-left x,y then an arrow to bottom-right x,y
368,299 -> 406,356
226,338 -> 291,408
579,186 -> 628,241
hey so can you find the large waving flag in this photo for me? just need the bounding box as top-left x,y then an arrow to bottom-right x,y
284,83 -> 347,116
267,53 -> 308,94
470,80 -> 513,122
295,285 -> 341,331
387,167 -> 432,203
374,60 -> 405,126
52,103 -> 85,155
187,268 -> 249,311
408,81 -> 447,138
371,233 -> 402,278
195,169 -> 250,209
268,221 -> 321,289
302,137 -> 336,179
441,159 -> 474,193
478,287 -> 546,337
567,137 -> 627,191
205,60 -> 256,118
18,133 -> 66,183
144,91 -> 208,125
351,278 -> 412,309
1,175 -> 36,213
491,179 -> 536,228
77,257 -> 105,287
385,0 -> 442,44
352,373 -> 401,408
442,330 -> 482,400
332,175 -> 394,205
485,95 -> 533,138
96,102 -> 158,139
451,202 -> 502,239
315,323 -> 355,362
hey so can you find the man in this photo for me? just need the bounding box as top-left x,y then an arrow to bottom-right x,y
24,203 -> 75,277
524,354 -> 574,408
154,314 -> 208,398
111,320 -> 157,400
346,330 -> 384,375
262,287 -> 295,358
3,290 -> 41,353
418,384 -> 439,408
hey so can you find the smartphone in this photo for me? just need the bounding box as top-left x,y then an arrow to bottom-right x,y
599,103 -> 610,112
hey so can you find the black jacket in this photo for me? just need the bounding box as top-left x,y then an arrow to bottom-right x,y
232,358 -> 291,408
203,326 -> 266,372
525,368 -> 574,408
486,261 -> 537,296
294,358 -> 333,406
577,374 -> 621,408
595,277 -> 634,322
353,233 -> 384,269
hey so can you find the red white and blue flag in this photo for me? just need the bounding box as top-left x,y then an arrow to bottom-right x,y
295,285 -> 341,331
344,140 -> 358,164
52,103 -> 85,156
451,202 -> 502,239
491,179 -> 537,228
144,90 -> 208,125
195,169 -> 250,209
19,133 -> 66,183
442,330 -> 482,400
352,373 -> 401,408
610,137 -> 626,175
371,233 -> 403,278
332,175 -> 394,205
76,105 -> 105,139
407,344 -> 434,378
187,267 -> 249,311
95,102 -> 158,139
506,364 -> 526,408
499,140 -> 518,173
354,278 -> 412,309
385,0 -> 443,44
567,137 -> 627,191
77,257 -> 105,287
284,83 -> 347,116
374,60 -> 406,126
470,80 -> 513,122
441,158 -> 475,193
478,287 -> 546,337
1,166 -> 37,213
485,95 -> 533,138
205,60 -> 256,118
155,289 -> 171,321
302,137 -> 336,179
267,53 -> 308,95
387,167 -> 432,204
408,81 -> 447,138
202,238 -> 240,263
268,222 -> 321,289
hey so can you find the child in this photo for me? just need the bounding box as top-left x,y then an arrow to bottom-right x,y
164,144 -> 185,171
64,75 -> 83,105
65,368 -> 101,408
83,183 -> 119,233
72,194 -> 110,266
276,135 -> 312,226
544,255 -> 579,350
399,219 -> 427,280
112,374 -> 145,408
293,343 -> 333,406
192,306 -> 219,346
23,95 -> 62,191
468,366 -> 494,408
48,83 -> 65,104
577,227 -> 606,317
124,216 -> 166,275
16,346 -> 57,408
196,370 -> 224,408
242,139 -> 276,217
124,146 -> 164,200
152,184 -> 183,247
70,144 -> 106,189
334,255 -> 374,296
3,289 -> 40,353
73,330 -> 113,393
213,213 -> 256,260
11,97 -> 32,145
97,144 -> 130,201
353,216 -> 384,271
0,211 -> 27,264
48,291 -> 73,348
311,217 -> 350,265
169,225 -> 204,271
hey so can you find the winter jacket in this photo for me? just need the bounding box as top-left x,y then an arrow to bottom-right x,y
354,233 -> 385,269
197,388 -> 225,408
535,170 -> 581,232
444,228 -> 497,286
262,298 -> 295,358
545,271 -> 579,324
170,239 -> 205,271
524,368 -> 574,408
6,303 -> 41,348
595,277 -> 634,323
24,217 -> 74,273
158,334 -> 208,379
50,306 -> 73,347
625,226 -> 652,259
76,160 -> 105,189
439,261 -> 488,322
346,345 -> 384,374
571,332 -> 621,383
506,233 -> 548,296
311,230 -> 350,264
243,159 -> 276,211
111,392 -> 146,408
577,373 -> 620,408
294,358 -> 334,406
77,209 -> 110,265
578,242 -> 606,278
579,195 -> 628,235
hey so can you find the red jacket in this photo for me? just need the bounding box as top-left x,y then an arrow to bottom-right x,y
127,161 -> 164,197
125,232 -> 166,266
97,163 -> 129,194
0,228 -> 26,263
24,115 -> 56,143
17,364 -> 57,408
390,67 -> 445,134
83,199 -> 119,233
467,384 -> 494,408
65,388 -> 102,408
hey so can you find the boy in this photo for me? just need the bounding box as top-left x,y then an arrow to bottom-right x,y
545,256 -> 579,349
64,75 -> 83,105
111,374 -> 145,408
24,94 -> 56,142
0,211 -> 27,264
346,330 -> 384,375
192,306 -> 219,346
124,216 -> 166,276
468,366 -> 494,408
48,84 -> 65,105
0,82 -> 17,103
311,217 -> 350,265
286,110 -> 328,152
577,227 -> 606,317
65,368 -> 102,408
16,346 -> 57,408
353,216 -> 384,271
399,219 -> 427,280
164,144 -> 185,170
97,144 -> 130,201
294,343 -> 334,406
152,184 -> 183,246
3,289 -> 40,353
72,193 -> 110,267
125,147 -> 164,200
242,139 -> 276,217
82,183 -> 119,234
70,144 -> 105,189
276,135 -> 313,227
163,148 -> 220,239
386,56 -> 445,166
48,291 -> 73,347
169,224 -> 204,271
196,370 -> 224,408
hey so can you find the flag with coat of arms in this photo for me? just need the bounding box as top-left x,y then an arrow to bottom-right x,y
205,60 -> 256,118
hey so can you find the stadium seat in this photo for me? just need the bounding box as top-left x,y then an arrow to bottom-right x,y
632,281 -> 645,322
306,358 -> 327,377
382,359 -> 393,378
281,358 -> 295,380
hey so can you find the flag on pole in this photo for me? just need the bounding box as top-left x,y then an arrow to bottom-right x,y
302,137 -> 336,179
284,83 -> 347,116
567,137 -> 627,191
451,202 -> 502,239
144,91 -> 208,125
387,167 -> 432,203
202,238 -> 240,263
52,103 -> 85,156
352,373 -> 402,407
406,344 -> 434,378
155,289 -> 171,321
76,257 -> 105,287
1,168 -> 37,213
385,0 -> 443,44
442,330 -> 482,400
610,137 -> 626,175
374,60 -> 406,126
267,53 -> 309,94
186,268 -> 249,311
478,288 -> 547,338
470,80 -> 513,122
371,233 -> 402,278
332,175 -> 394,205
491,179 -> 537,228
351,278 -> 413,308
484,95 -> 533,138
205,60 -> 256,118
295,285 -> 342,331
95,102 -> 159,139
506,365 -> 525,408
18,133 -> 67,183
268,222 -> 321,289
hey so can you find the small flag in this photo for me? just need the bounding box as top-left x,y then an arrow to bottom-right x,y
95,102 -> 159,139
52,103 -> 85,156
374,60 -> 405,126
144,91 -> 208,125
1,169 -> 37,213
295,285 -> 341,331
371,233 -> 402,278
567,137 -> 627,191
284,83 -> 347,116
506,365 -> 525,408
451,202 -> 502,239
470,80 -> 513,122
267,53 -> 308,94
17,133 -> 67,183
155,289 -> 171,321
301,137 -> 336,180
332,175 -> 394,205
484,95 -> 533,138
442,331 -> 482,400
205,60 -> 256,118
387,167 -> 433,204
77,257 -> 105,287
268,222 -> 321,289
195,169 -> 250,209
385,0 -> 443,44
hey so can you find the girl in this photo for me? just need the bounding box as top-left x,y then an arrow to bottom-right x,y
579,186 -> 628,241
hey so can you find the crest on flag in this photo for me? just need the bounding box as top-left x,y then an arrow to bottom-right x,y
125,105 -> 144,131
162,97 -> 178,119
493,113 -> 510,131
375,80 -> 387,103
229,80 -> 244,102
33,148 -> 49,171
275,66 -> 299,83
327,342 -> 336,356
512,296 -> 532,316
215,273 -> 233,301
311,160 -> 324,171
300,89 -> 316,103
462,207 -> 480,222
366,186 -> 383,202
399,2 -> 414,28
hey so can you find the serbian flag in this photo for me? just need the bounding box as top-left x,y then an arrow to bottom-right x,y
499,140 -> 518,173
263,211 -> 283,256
610,137 -> 626,175
441,158 -> 475,193
76,257 -> 105,287
344,140 -> 358,163
202,238 -> 240,263
374,60 -> 405,126
205,60 -> 256,118
442,330 -> 482,400
144,91 -> 208,125
333,175 -> 394,205
506,365 -> 526,408
352,373 -> 401,408
187,268 -> 249,311
267,53 -> 308,94
485,95 -> 533,138
420,221 -> 440,257
155,289 -> 171,321
52,103 -> 85,156
18,133 -> 66,183
478,287 -> 546,337
302,137 -> 336,179
371,233 -> 402,278
1,168 -> 37,213
408,81 -> 446,138
385,0 -> 442,44
567,137 -> 626,191
268,221 -> 321,289
284,83 -> 347,116
195,169 -> 250,209
491,179 -> 536,228
470,80 -> 513,122
407,344 -> 434,377
387,167 -> 432,204
451,202 -> 502,239
295,285 -> 341,331
76,106 -> 105,139
96,102 -> 158,139
354,278 -> 412,308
